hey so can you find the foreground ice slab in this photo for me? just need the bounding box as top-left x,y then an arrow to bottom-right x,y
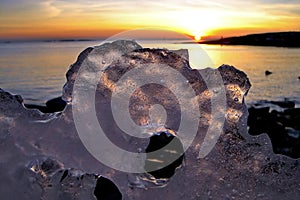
0,40 -> 299,200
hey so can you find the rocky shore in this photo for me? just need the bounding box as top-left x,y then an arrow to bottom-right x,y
0,40 -> 299,200
200,31 -> 300,47
248,100 -> 300,158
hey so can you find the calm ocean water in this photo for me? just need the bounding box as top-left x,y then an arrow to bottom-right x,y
0,40 -> 299,106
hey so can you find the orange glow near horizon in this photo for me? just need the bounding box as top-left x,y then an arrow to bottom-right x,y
0,0 -> 299,40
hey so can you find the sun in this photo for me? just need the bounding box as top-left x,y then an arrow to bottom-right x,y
194,34 -> 201,41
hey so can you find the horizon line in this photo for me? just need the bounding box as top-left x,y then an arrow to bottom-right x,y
1,30 -> 299,43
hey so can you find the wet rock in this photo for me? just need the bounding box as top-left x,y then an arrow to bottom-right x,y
24,97 -> 66,113
248,101 -> 300,158
269,100 -> 295,109
24,104 -> 51,113
1,40 -> 300,199
248,106 -> 271,134
46,96 -> 66,112
94,177 -> 122,200
265,70 -> 272,76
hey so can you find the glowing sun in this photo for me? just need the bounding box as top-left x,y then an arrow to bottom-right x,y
194,34 -> 201,41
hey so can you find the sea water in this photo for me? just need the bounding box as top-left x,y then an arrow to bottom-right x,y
0,40 -> 299,105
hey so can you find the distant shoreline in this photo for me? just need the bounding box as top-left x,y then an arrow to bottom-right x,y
0,39 -> 100,44
0,37 -> 189,44
198,31 -> 300,48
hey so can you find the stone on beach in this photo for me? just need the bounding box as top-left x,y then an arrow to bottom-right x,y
265,70 -> 272,76
46,96 -> 67,112
24,96 -> 66,113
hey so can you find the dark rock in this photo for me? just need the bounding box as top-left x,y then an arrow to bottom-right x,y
24,97 -> 66,113
24,104 -> 50,113
265,70 -> 272,76
248,102 -> 300,158
46,96 -> 66,112
284,107 -> 300,116
94,176 -> 122,200
248,106 -> 270,134
270,100 -> 295,109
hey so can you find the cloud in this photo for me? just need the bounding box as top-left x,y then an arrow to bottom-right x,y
257,0 -> 300,3
0,0 -> 61,18
259,3 -> 300,16
1,0 -> 300,39
40,0 -> 62,18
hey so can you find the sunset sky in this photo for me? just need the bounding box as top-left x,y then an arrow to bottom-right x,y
0,0 -> 299,40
